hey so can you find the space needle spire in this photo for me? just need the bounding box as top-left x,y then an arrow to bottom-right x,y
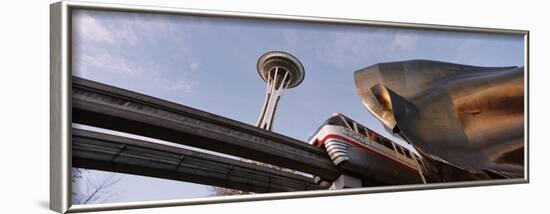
256,51 -> 305,131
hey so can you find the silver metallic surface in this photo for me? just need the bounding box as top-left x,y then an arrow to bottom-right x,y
324,140 -> 350,165
354,60 -> 525,181
50,1 -> 529,213
50,2 -> 71,213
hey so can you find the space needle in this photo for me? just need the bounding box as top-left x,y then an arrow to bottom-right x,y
256,51 -> 305,131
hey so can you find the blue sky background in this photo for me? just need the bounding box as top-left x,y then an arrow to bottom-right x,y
71,9 -> 524,204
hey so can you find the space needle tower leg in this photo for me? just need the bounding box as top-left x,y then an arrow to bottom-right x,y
255,51 -> 305,131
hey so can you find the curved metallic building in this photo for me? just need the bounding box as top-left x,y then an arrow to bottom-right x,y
354,60 -> 524,182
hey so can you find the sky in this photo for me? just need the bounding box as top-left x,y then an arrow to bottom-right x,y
71,9 -> 524,204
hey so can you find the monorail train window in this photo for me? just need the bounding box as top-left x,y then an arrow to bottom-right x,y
357,125 -> 368,137
381,138 -> 394,150
325,116 -> 347,127
368,131 -> 381,145
396,145 -> 405,156
344,118 -> 355,130
368,130 -> 377,142
404,149 -> 412,159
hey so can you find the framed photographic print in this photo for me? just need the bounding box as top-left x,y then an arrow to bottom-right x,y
50,1 -> 529,213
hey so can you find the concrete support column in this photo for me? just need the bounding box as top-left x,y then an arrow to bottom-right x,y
329,174 -> 362,189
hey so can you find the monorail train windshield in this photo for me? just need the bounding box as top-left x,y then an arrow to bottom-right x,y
307,116 -> 347,142
323,115 -> 348,127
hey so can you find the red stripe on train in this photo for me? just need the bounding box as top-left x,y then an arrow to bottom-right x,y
317,134 -> 419,173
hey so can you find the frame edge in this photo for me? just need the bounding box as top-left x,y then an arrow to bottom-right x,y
55,1 -> 530,213
50,1 -> 70,213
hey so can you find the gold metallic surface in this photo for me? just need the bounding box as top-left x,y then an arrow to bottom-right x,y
354,60 -> 524,181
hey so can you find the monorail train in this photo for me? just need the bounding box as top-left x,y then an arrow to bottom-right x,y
308,113 -> 427,185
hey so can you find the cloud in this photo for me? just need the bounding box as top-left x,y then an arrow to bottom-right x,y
77,50 -> 146,77
390,31 -> 418,52
310,29 -> 391,69
189,62 -> 200,73
162,79 -> 199,93
114,25 -> 140,46
75,47 -> 201,94
73,11 -> 177,46
73,12 -> 116,44
161,63 -> 201,93
72,10 -> 200,94
281,27 -> 421,71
